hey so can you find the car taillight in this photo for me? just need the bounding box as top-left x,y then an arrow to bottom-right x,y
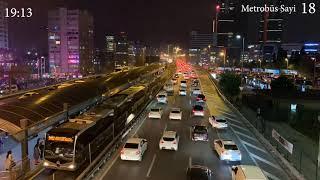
120,149 -> 124,154
192,110 -> 195,113
160,140 -> 164,143
173,141 -> 176,144
136,151 -> 140,155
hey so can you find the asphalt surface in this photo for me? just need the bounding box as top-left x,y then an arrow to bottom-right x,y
98,70 -> 290,180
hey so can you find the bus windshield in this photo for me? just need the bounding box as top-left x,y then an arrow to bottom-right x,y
45,136 -> 74,163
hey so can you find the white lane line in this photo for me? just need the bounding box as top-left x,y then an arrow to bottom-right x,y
189,156 -> 192,167
189,127 -> 192,140
229,122 -> 250,132
241,140 -> 267,153
250,153 -> 281,169
233,130 -> 259,142
217,110 -> 236,117
146,154 -> 157,178
262,170 -> 281,180
225,117 -> 242,124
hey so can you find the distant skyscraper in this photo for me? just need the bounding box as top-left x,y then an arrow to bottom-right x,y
115,32 -> 129,65
190,31 -> 215,49
0,1 -> 8,49
48,8 -> 94,75
106,35 -> 115,53
258,0 -> 283,62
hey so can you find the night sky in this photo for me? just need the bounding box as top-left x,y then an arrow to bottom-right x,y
6,0 -> 320,55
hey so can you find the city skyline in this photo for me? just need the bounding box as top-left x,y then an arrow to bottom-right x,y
6,0 -> 320,54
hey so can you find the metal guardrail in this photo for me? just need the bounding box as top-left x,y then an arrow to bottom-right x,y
204,70 -> 305,180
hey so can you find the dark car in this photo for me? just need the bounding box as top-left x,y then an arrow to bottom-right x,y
187,165 -> 213,180
196,94 -> 206,102
192,125 -> 208,141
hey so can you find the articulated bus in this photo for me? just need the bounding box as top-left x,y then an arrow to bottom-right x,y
43,85 -> 149,171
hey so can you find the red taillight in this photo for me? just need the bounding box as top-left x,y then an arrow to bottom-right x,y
160,140 -> 164,143
136,151 -> 140,155
192,110 -> 195,113
120,149 -> 124,154
173,141 -> 176,144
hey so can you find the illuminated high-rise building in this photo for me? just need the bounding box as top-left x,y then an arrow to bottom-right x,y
0,1 -> 8,49
48,8 -> 94,75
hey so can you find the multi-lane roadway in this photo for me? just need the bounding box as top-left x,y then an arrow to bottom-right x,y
97,69 -> 290,180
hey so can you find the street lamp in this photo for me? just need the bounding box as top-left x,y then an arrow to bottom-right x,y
285,58 -> 289,69
258,59 -> 262,68
236,35 -> 245,72
215,5 -> 220,33
220,52 -> 226,68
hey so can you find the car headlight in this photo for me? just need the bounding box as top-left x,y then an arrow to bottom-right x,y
68,164 -> 75,169
43,161 -> 49,166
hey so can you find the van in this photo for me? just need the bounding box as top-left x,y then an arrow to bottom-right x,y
232,165 -> 267,180
0,84 -> 18,94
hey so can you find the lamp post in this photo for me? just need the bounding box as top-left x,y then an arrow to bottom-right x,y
220,51 -> 226,69
285,58 -> 289,69
258,59 -> 262,68
236,35 -> 245,72
215,5 -> 220,33
312,57 -> 317,86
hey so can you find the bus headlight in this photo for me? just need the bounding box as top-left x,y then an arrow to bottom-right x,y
68,164 -> 75,169
43,161 -> 49,166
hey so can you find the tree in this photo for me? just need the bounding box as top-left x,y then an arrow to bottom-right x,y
270,76 -> 295,97
219,72 -> 241,100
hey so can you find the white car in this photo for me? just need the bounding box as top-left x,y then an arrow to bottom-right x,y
120,138 -> 147,161
18,92 -> 39,99
209,116 -> 228,129
148,108 -> 163,119
157,94 -> 167,103
232,165 -> 268,180
159,131 -> 179,151
0,84 -> 18,94
179,89 -> 187,96
180,80 -> 187,88
169,108 -> 182,120
214,139 -> 241,161
192,88 -> 201,96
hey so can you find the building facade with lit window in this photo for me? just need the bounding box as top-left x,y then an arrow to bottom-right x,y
0,1 -> 8,49
48,8 -> 94,76
114,32 -> 129,66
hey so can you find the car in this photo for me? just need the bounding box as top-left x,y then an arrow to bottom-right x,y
18,92 -> 39,99
192,125 -> 208,141
120,138 -> 147,161
180,80 -> 187,88
159,131 -> 179,151
192,105 -> 204,116
164,83 -> 174,95
196,94 -> 206,102
0,84 -> 19,94
47,85 -> 58,91
174,74 -> 179,78
191,81 -> 199,87
214,139 -> 241,161
157,93 -> 168,103
209,116 -> 228,129
169,108 -> 182,120
179,89 -> 187,96
186,165 -> 214,180
192,88 -> 201,96
148,107 -> 163,119
232,165 -> 268,180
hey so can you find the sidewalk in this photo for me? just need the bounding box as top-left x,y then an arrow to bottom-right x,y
240,105 -> 319,180
0,131 -> 46,173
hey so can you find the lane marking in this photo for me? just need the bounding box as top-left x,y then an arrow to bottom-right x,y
189,156 -> 192,167
250,153 -> 281,169
217,110 -> 236,118
228,125 -> 281,180
240,140 -> 267,153
233,130 -> 259,142
229,122 -> 250,132
262,170 -> 281,180
146,154 -> 157,178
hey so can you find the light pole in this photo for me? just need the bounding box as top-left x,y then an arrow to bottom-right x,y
285,58 -> 289,69
220,51 -> 226,69
258,59 -> 262,68
215,5 -> 220,33
312,57 -> 317,86
236,35 -> 245,72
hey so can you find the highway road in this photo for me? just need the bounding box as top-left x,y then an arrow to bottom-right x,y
97,69 -> 290,180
